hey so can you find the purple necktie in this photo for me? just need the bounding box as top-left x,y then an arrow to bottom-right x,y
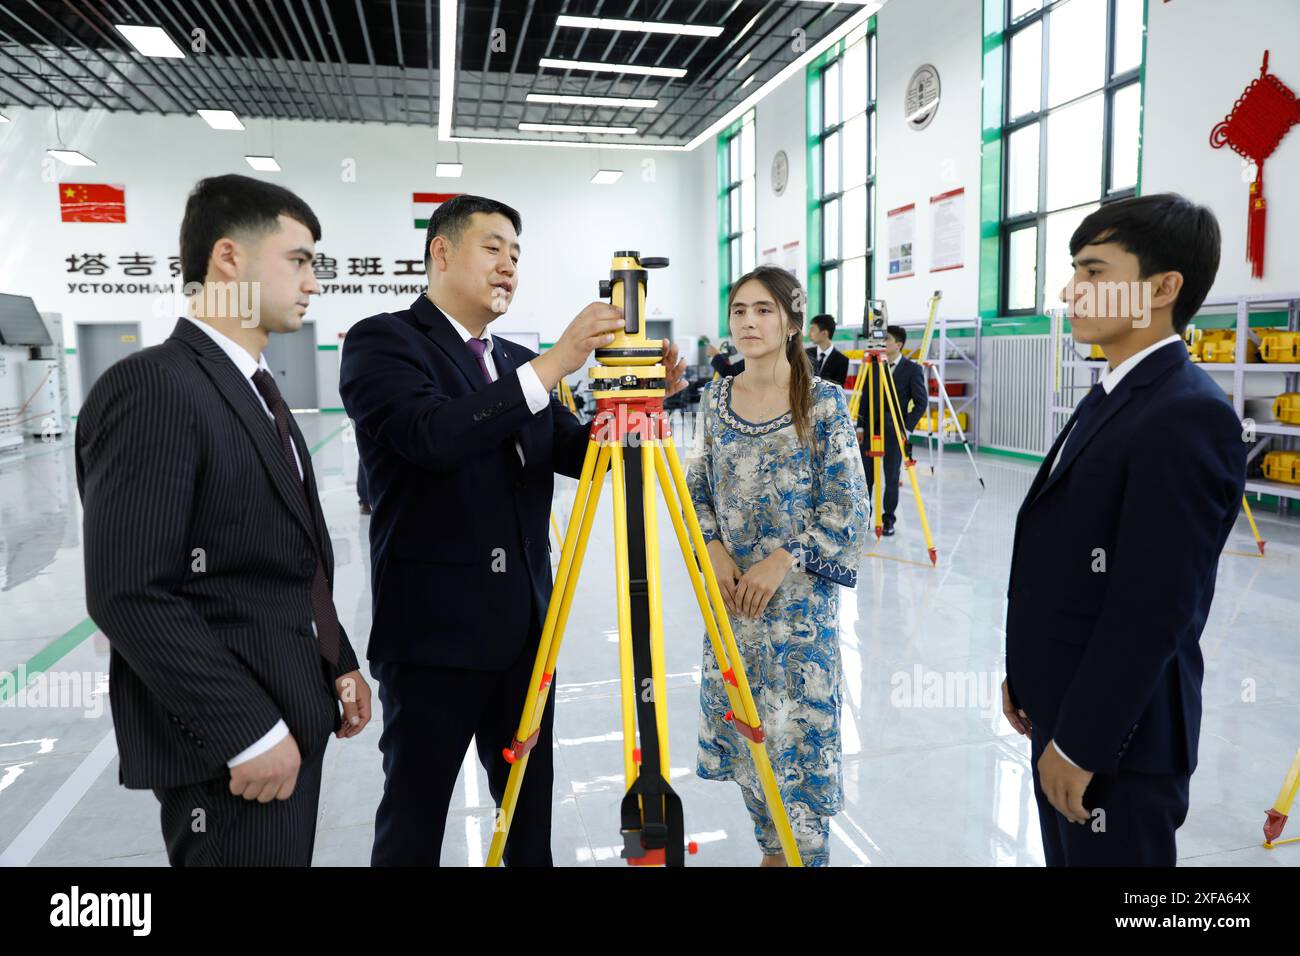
465,337 -> 494,385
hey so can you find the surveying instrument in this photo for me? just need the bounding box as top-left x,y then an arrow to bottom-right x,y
485,252 -> 803,867
853,299 -> 938,565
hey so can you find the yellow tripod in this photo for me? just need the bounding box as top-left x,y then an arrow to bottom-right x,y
485,252 -> 803,867
861,347 -> 938,566
1264,747 -> 1300,847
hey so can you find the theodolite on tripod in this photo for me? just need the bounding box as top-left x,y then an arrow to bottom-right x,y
485,251 -> 804,867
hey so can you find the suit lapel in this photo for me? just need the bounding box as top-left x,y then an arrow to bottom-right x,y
170,319 -> 318,542
489,334 -> 531,473
411,294 -> 487,391
1031,340 -> 1189,504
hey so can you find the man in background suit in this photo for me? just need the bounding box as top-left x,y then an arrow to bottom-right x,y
856,325 -> 927,535
340,195 -> 686,866
1002,193 -> 1244,866
76,174 -> 370,866
807,313 -> 849,386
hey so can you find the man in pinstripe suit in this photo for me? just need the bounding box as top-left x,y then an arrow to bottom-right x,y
75,175 -> 371,866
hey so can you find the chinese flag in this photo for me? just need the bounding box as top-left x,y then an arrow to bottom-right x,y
59,183 -> 126,223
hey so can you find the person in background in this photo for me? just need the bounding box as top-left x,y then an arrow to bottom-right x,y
806,314 -> 849,386
856,324 -> 926,536
688,264 -> 867,867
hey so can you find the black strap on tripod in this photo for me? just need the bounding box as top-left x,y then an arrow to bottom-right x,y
618,444 -> 686,867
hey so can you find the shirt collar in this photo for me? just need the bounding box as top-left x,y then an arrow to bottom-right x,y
440,306 -> 493,355
184,316 -> 270,381
1100,334 -> 1182,394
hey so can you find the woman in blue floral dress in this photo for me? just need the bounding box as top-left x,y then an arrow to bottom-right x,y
687,265 -> 868,867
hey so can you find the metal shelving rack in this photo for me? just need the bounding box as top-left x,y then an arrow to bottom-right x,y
850,314 -> 981,463
1196,291 -> 1300,508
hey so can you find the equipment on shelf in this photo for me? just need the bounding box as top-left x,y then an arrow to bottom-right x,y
1261,450 -> 1300,484
1274,393 -> 1300,425
1260,331 -> 1300,363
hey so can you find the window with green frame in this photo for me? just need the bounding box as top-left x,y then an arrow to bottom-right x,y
718,110 -> 756,328
810,22 -> 875,332
1000,0 -> 1145,316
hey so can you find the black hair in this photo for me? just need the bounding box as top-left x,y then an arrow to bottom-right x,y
810,314 -> 836,337
424,194 -> 523,269
179,174 -> 321,287
886,325 -> 907,345
1068,193 -> 1221,333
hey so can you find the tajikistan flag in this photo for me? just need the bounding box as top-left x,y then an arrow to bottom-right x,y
413,192 -> 459,229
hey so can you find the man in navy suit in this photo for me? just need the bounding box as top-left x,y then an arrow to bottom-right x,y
1002,193 -> 1245,866
340,195 -> 685,866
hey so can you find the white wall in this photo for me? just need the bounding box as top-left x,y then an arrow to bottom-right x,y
754,67 -> 809,287
872,0 -> 982,324
0,108 -> 715,410
1143,0 -> 1300,297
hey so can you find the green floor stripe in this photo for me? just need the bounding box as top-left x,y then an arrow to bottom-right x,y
0,618 -> 99,704
0,420 -> 351,700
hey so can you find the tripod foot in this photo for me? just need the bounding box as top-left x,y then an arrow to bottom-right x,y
1257,539 -> 1267,556
928,547 -> 937,566
1264,808 -> 1288,844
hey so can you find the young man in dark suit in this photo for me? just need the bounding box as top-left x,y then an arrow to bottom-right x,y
806,313 -> 849,386
340,195 -> 686,866
76,175 -> 371,866
856,325 -> 927,535
1002,193 -> 1245,866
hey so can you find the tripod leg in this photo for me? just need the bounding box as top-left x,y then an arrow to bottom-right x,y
870,358 -> 884,537
1241,495 -> 1266,556
659,438 -> 805,867
486,439 -> 610,867
609,442 -> 639,788
643,440 -> 671,768
882,367 -> 938,566
930,366 -> 985,489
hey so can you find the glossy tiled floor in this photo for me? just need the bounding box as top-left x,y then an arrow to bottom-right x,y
1,413 -> 1298,867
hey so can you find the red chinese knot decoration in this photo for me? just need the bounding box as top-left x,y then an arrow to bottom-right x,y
1209,51 -> 1300,278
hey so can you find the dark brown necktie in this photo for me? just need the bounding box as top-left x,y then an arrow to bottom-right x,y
251,368 -> 341,668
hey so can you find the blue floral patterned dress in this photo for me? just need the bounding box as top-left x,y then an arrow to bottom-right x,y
687,375 -> 868,866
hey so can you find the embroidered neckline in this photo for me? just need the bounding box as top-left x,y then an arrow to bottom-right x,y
718,374 -> 794,436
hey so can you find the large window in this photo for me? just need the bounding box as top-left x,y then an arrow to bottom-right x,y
719,110 -> 756,328
1000,0 -> 1144,315
811,23 -> 876,330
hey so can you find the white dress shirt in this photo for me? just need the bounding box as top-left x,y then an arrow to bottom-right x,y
1047,333 -> 1182,770
184,317 -> 301,767
1048,334 -> 1182,476
440,308 -> 551,465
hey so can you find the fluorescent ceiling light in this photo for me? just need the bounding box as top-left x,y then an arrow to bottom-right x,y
556,15 -> 723,37
114,24 -> 185,58
740,74 -> 756,90
245,155 -> 281,171
539,57 -> 686,79
47,148 -> 95,166
436,162 -> 463,177
438,0 -> 457,141
683,2 -> 884,151
0,112 -> 10,123
526,93 -> 658,109
735,53 -> 751,73
197,109 -> 244,130
519,122 -> 637,134
591,169 -> 623,184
